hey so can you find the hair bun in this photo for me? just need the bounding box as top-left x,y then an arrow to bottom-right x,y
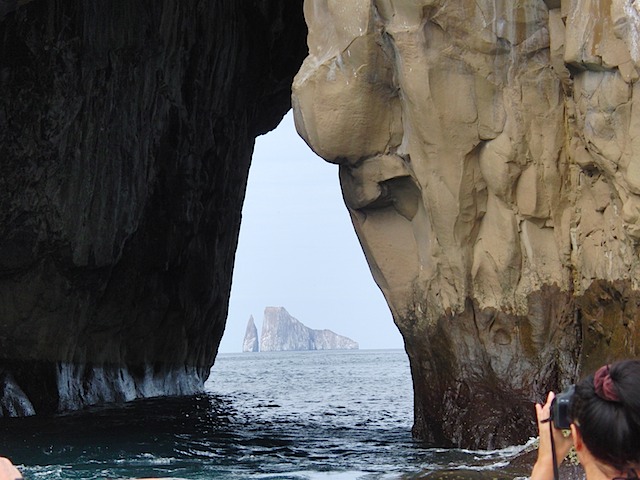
594,365 -> 620,402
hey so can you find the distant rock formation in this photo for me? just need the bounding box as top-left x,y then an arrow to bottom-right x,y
256,307 -> 358,352
242,316 -> 259,353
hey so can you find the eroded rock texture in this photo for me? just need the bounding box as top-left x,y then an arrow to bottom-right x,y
0,0 -> 307,416
293,0 -> 640,448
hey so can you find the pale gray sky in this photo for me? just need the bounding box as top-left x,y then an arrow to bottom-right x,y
218,111 -> 405,353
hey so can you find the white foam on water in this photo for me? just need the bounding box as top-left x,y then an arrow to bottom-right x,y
459,436 -> 538,459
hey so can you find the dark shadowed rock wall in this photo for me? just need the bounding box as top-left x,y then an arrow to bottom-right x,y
0,0 -> 307,416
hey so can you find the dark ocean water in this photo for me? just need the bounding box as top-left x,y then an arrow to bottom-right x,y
0,350 -> 535,479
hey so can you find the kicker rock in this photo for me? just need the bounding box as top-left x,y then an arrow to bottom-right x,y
259,307 -> 358,351
242,316 -> 259,353
293,0 -> 640,448
0,0 -> 307,416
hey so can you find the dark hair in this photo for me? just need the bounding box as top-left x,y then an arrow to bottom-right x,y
572,360 -> 640,471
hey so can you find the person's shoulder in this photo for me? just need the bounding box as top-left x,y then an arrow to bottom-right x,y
0,457 -> 23,480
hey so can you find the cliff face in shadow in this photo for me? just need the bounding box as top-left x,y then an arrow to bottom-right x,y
0,0 -> 307,416
292,0 -> 640,449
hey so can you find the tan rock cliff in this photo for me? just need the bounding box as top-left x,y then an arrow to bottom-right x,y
293,0 -> 640,448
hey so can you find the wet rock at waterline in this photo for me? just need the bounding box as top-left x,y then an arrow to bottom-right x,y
0,0 -> 307,416
292,0 -> 640,448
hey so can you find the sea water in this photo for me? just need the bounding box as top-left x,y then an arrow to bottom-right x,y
0,350 -> 535,479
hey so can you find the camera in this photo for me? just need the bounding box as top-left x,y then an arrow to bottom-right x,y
550,384 -> 575,430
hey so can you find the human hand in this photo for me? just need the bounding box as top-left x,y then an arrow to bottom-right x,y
530,392 -> 575,480
0,457 -> 23,480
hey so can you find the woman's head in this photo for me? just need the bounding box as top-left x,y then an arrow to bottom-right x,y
572,360 -> 640,472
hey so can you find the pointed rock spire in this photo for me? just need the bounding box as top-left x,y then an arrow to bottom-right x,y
242,315 -> 259,352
